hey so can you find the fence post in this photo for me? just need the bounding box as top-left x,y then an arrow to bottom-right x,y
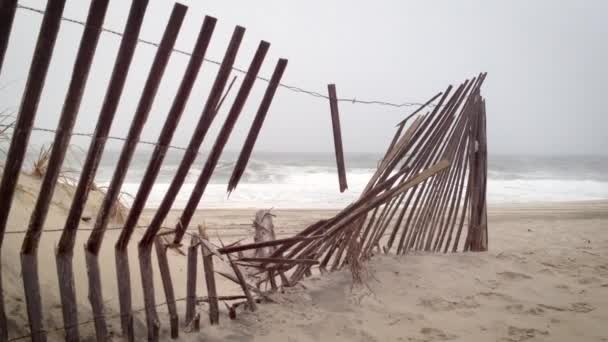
0,0 -> 67,340
0,0 -> 17,76
327,84 -> 348,192
185,235 -> 200,330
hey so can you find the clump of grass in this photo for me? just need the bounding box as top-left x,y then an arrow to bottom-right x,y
28,142 -> 132,224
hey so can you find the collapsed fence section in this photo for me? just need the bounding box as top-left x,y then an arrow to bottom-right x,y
217,72 -> 488,288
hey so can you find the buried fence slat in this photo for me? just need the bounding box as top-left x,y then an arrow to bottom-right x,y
201,242 -> 220,324
327,84 -> 348,192
172,40 -> 270,245
0,0 -> 67,340
115,249 -> 134,341
227,58 -> 288,193
185,235 -> 200,330
155,238 -> 179,338
139,25 -> 245,249
0,0 -> 17,76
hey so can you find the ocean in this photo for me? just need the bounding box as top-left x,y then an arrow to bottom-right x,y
85,149 -> 608,209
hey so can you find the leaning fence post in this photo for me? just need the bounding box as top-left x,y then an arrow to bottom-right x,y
155,237 -> 179,338
0,0 -> 17,76
0,0 -> 67,340
327,84 -> 348,192
227,58 -> 288,193
185,235 -> 200,330
201,240 -> 219,324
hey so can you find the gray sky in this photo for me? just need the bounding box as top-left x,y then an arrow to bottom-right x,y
1,0 -> 606,155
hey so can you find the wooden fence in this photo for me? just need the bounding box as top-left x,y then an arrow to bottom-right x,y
0,0 -> 487,341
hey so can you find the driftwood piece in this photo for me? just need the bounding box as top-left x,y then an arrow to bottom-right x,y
155,237 -> 179,338
327,84 -> 348,192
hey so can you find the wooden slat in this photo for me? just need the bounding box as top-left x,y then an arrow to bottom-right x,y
0,0 -> 17,75
114,15 -> 217,251
172,40 -> 269,244
185,235 -> 199,330
139,25 -> 245,247
201,243 -> 219,324
155,238 -> 179,338
227,58 -> 288,193
327,84 -> 348,192
0,1 -> 67,340
239,257 -> 319,266
226,253 -> 257,311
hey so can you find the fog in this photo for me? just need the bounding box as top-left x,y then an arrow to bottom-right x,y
1,0 -> 606,155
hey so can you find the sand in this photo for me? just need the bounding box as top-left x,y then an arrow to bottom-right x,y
1,173 -> 607,341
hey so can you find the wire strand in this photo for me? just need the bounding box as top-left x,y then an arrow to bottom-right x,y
14,3 -> 431,109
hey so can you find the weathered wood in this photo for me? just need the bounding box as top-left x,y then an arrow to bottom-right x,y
395,91 -> 443,127
238,257 -> 319,266
202,243 -> 219,324
84,250 -> 108,342
218,235 -> 318,254
138,246 -> 160,341
253,209 -> 277,258
226,253 -> 257,311
0,261 -> 5,342
198,295 -> 248,302
0,1 -> 66,340
20,254 -> 46,342
19,0 -> 111,338
172,40 -> 269,244
0,0 -> 17,76
139,25 -> 245,247
1,0 -> 66,244
185,235 -> 199,330
155,238 -> 179,338
227,58 -> 288,193
55,252 -> 79,341
114,14 -> 216,251
327,84 -> 348,192
115,249 -> 134,341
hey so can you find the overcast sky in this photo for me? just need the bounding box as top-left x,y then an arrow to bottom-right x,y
1,0 -> 606,155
